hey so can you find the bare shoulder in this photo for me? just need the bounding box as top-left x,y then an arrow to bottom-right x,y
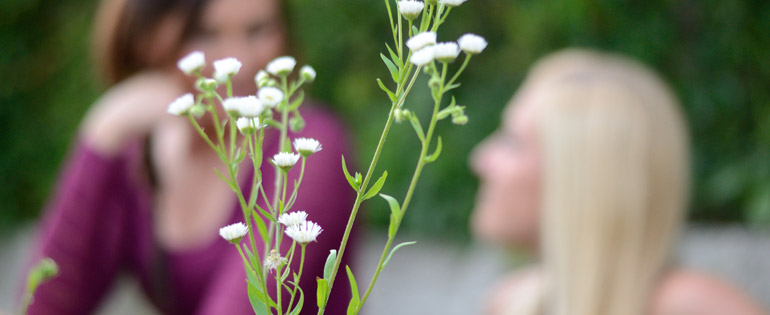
653,268 -> 767,315
484,266 -> 541,315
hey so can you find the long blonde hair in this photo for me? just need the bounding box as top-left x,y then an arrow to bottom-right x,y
512,49 -> 690,315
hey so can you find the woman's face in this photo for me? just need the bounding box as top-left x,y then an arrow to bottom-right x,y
182,0 -> 286,95
470,83 -> 543,249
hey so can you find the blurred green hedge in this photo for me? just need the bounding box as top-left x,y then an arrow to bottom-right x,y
2,0 -> 768,238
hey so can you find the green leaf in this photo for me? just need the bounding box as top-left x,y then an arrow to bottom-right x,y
289,90 -> 305,111
316,277 -> 329,309
380,53 -> 399,83
425,136 -> 443,163
341,155 -> 359,191
324,249 -> 337,281
445,82 -> 461,91
288,286 -> 305,315
363,171 -> 388,200
408,113 -> 425,142
346,265 -> 361,315
377,78 -> 396,102
384,241 -> 417,268
385,43 -> 402,68
251,209 -> 270,242
380,194 -> 401,238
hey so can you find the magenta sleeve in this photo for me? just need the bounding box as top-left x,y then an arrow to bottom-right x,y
25,139 -> 129,314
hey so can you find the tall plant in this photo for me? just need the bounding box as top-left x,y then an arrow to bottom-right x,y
167,0 -> 486,313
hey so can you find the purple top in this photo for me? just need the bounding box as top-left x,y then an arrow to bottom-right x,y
26,106 -> 358,314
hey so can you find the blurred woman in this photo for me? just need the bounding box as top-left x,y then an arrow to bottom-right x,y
24,0 -> 355,313
471,49 -> 766,315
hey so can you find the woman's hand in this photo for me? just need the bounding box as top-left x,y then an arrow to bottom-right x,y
81,71 -> 187,155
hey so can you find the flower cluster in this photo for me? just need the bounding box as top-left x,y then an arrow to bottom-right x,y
168,53 -> 321,141
279,211 -> 323,244
408,32 -> 487,66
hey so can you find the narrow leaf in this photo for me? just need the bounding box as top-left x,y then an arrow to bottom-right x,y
380,194 -> 401,238
385,43 -> 402,68
384,241 -> 417,268
408,113 -> 425,142
363,171 -> 388,200
317,277 -> 328,309
289,90 -> 306,111
346,265 -> 361,315
377,78 -> 396,102
380,53 -> 399,83
341,155 -> 359,191
324,250 -> 337,281
288,286 -> 305,315
425,136 -> 443,163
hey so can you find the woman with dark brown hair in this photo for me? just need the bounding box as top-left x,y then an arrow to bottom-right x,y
24,0 -> 356,313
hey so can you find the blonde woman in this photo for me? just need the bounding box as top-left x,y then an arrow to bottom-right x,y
470,49 -> 766,315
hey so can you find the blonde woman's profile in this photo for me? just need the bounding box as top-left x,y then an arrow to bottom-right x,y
470,48 -> 767,315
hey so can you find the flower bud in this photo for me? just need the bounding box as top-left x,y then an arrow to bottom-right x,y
398,0 -> 424,21
195,78 -> 218,92
290,115 -> 306,132
394,108 -> 411,123
452,113 -> 469,125
255,70 -> 270,87
189,104 -> 206,118
300,65 -> 316,82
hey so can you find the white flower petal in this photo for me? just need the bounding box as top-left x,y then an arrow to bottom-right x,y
213,57 -> 242,82
266,56 -> 297,76
177,51 -> 205,74
458,33 -> 488,54
272,152 -> 301,169
293,138 -> 322,157
433,42 -> 460,62
278,211 -> 309,228
284,221 -> 323,244
410,46 -> 435,66
406,32 -> 437,51
439,0 -> 466,7
398,0 -> 424,20
167,93 -> 195,115
258,87 -> 284,108
300,65 -> 316,82
219,222 -> 248,244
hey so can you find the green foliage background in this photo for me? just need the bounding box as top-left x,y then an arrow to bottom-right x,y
1,0 -> 768,238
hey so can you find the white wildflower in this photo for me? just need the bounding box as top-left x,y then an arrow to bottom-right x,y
223,96 -> 265,117
293,138 -> 322,157
458,33 -> 488,54
236,117 -> 262,134
300,65 -> 316,82
439,0 -> 466,7
258,86 -> 284,108
213,57 -> 242,82
433,42 -> 460,63
177,51 -> 205,74
410,46 -> 435,66
285,221 -> 323,244
406,32 -> 437,51
264,249 -> 287,271
272,152 -> 301,171
167,93 -> 195,116
398,0 -> 424,20
255,70 -> 270,87
278,211 -> 309,228
219,222 -> 248,244
266,56 -> 297,76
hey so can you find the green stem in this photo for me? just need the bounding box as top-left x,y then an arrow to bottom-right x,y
316,101 -> 400,315
357,84 -> 444,311
287,244 -> 307,311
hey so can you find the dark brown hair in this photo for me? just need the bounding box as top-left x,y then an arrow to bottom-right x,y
92,0 -> 208,85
